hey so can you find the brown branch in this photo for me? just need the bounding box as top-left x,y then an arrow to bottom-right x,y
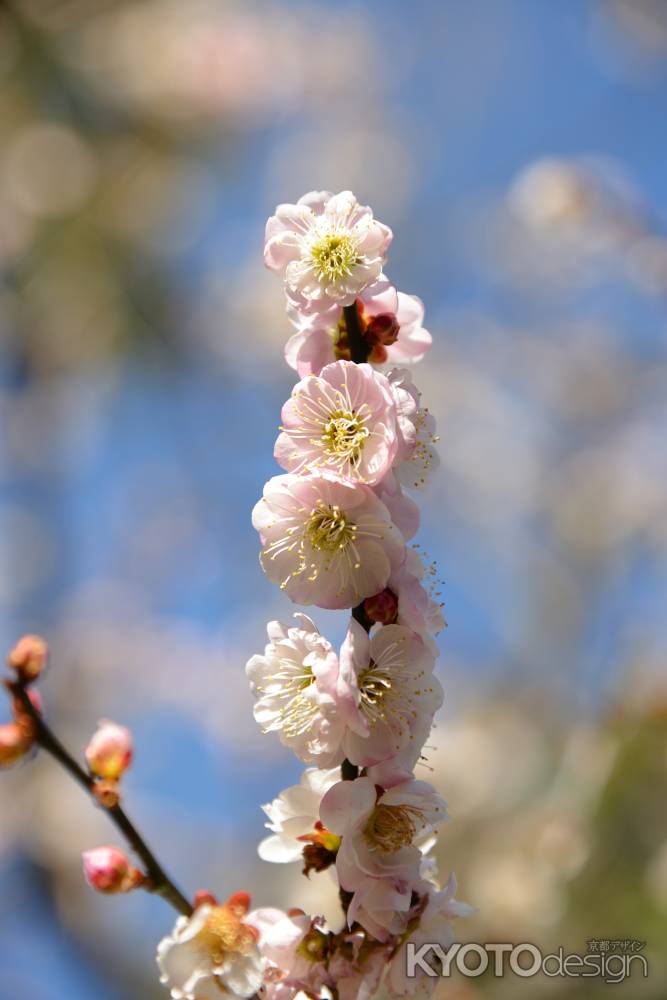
9,681 -> 193,918
343,304 -> 370,364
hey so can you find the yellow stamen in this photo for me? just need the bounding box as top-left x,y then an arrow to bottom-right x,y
310,233 -> 360,282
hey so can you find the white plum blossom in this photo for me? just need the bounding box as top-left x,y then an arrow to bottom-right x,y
338,620 -> 443,768
386,875 -> 474,998
284,279 -> 432,377
157,895 -> 262,1000
246,617 -> 354,765
257,767 -> 341,863
275,361 -> 398,485
264,191 -> 392,310
320,775 -> 447,884
252,473 -> 405,609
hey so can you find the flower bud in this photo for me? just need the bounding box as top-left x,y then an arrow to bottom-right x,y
0,722 -> 32,769
365,312 -> 400,347
82,846 -> 142,894
193,890 -> 219,909
364,588 -> 399,625
85,720 -> 133,780
7,635 -> 48,683
225,891 -> 251,918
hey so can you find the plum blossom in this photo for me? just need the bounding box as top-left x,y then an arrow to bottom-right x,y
363,549 -> 445,653
246,617 -> 354,765
249,908 -> 331,998
251,908 -> 394,1000
374,471 -> 420,541
285,280 -> 432,377
338,620 -> 443,768
386,875 -> 474,998
264,191 -> 392,311
252,473 -> 405,609
343,869 -> 415,942
331,941 -> 392,1000
320,776 -> 447,884
157,893 -> 262,999
386,369 -> 439,489
275,361 -> 398,485
257,767 -> 341,864
389,551 -> 446,644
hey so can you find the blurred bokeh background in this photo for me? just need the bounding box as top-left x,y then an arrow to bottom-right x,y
1,1 -> 666,997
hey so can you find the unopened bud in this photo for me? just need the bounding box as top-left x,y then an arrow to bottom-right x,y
193,890 -> 219,909
364,588 -> 399,625
82,846 -> 142,894
85,720 -> 133,780
225,891 -> 251,917
0,722 -> 32,769
7,635 -> 48,683
365,312 -> 400,347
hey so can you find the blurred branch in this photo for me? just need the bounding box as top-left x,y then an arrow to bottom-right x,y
8,679 -> 194,918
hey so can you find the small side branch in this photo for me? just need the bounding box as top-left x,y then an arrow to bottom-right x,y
9,682 -> 193,918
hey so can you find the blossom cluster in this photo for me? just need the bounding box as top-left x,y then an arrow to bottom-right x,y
157,192 -> 468,1000
161,191 -> 468,1000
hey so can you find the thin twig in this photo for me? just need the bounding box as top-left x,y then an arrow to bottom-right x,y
9,681 -> 193,917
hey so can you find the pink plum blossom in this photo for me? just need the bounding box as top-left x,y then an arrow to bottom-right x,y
264,190 -> 392,310
252,473 -> 405,610
275,361 -> 398,485
338,620 -> 443,768
374,471 -> 420,541
386,369 -> 439,490
246,617 -> 354,766
388,549 -> 446,651
320,776 -> 447,885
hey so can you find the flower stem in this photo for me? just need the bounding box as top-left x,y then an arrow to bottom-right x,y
343,304 -> 370,364
9,681 -> 193,918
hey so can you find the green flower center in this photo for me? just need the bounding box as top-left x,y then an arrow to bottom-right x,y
310,233 -> 360,282
321,410 -> 369,466
306,502 -> 355,552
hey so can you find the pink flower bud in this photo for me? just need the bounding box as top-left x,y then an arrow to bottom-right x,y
365,312 -> 400,347
0,722 -> 31,769
82,846 -> 140,894
364,588 -> 399,625
7,634 -> 48,683
85,720 -> 133,780
193,890 -> 219,909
